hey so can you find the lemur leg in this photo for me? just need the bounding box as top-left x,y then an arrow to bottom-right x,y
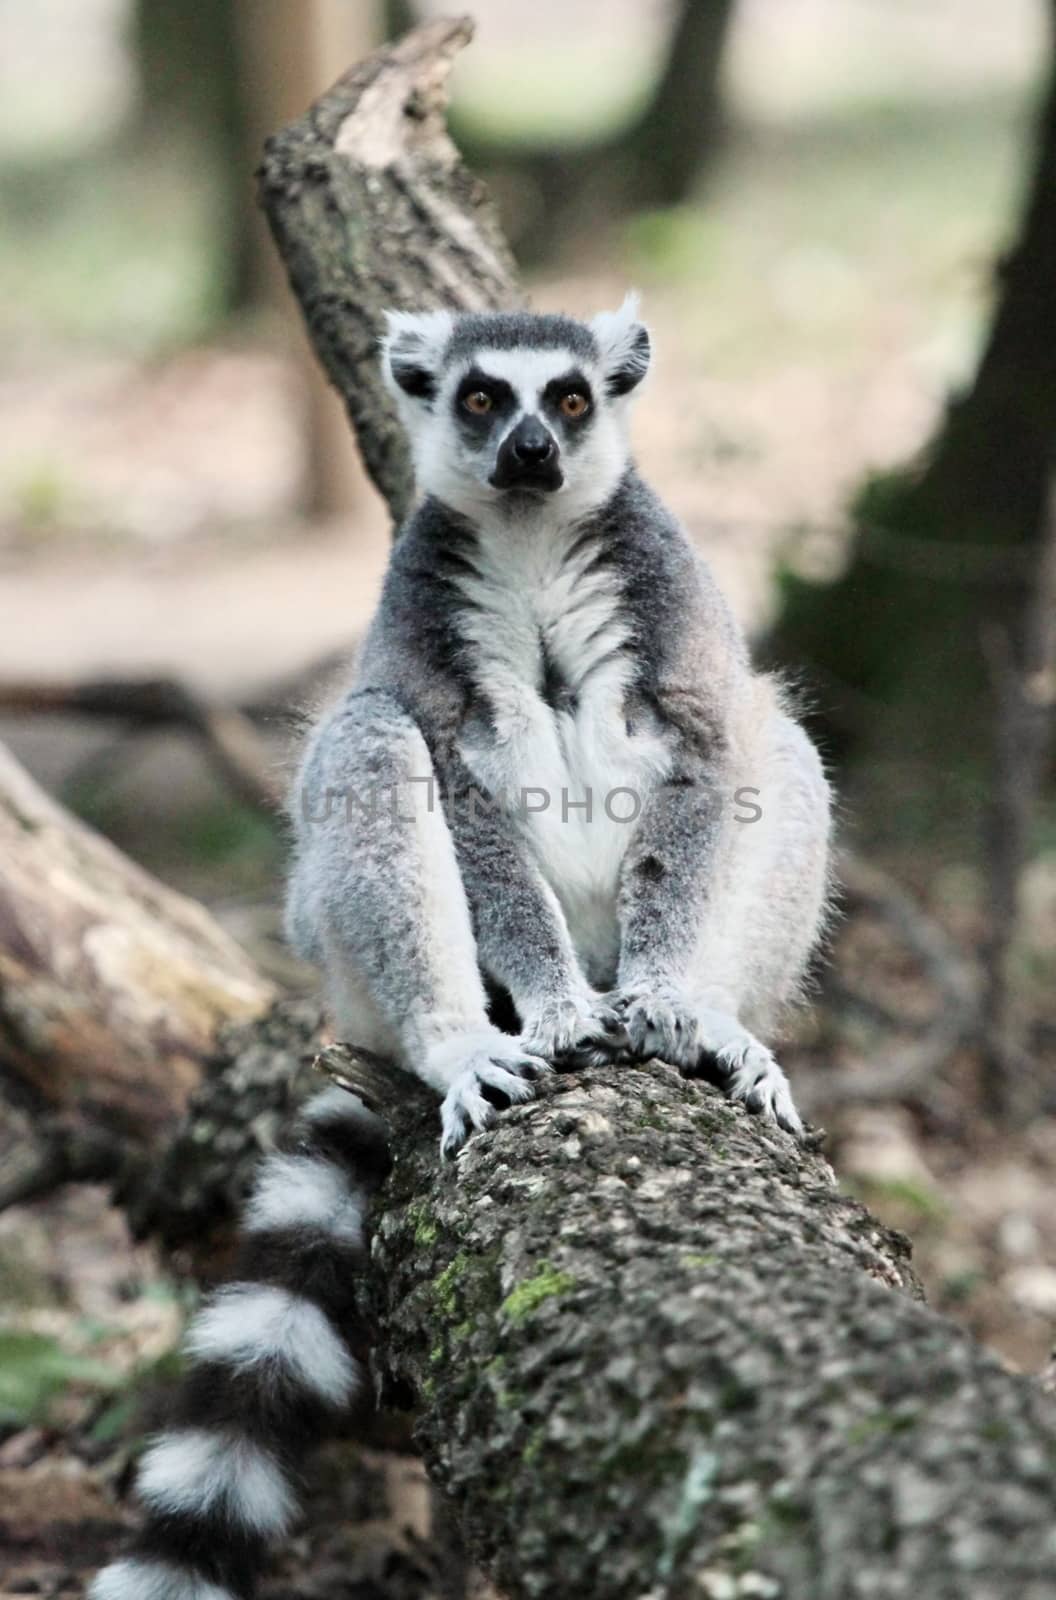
441,751 -> 625,1067
288,691 -> 547,1154
614,708 -> 830,1137
681,714 -> 831,1134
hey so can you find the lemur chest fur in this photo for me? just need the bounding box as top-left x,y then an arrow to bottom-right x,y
451,517 -> 672,980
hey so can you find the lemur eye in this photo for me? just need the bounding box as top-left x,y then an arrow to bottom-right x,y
559,391 -> 590,419
463,390 -> 493,415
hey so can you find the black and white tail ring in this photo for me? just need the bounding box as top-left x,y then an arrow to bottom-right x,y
89,1086 -> 391,1600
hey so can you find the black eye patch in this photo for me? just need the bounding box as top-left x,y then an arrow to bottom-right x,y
454,368 -> 515,430
542,370 -> 594,422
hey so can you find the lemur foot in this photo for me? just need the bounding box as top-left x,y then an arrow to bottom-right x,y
612,981 -> 701,1070
519,992 -> 628,1069
693,1010 -> 804,1139
430,1029 -> 550,1158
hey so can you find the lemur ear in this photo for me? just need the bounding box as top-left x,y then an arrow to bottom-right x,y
590,292 -> 651,398
380,309 -> 456,405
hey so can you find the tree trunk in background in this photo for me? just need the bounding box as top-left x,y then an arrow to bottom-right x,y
132,0 -> 254,309
617,0 -> 738,206
234,0 -> 381,519
382,0 -> 420,39
453,0 -> 738,260
770,2 -> 1056,845
132,0 -> 380,517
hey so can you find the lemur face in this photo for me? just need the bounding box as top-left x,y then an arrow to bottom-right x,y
381,297 -> 650,524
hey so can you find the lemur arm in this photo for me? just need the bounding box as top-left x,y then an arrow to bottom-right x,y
288,690 -> 490,1055
612,545 -> 749,1057
617,761 -> 725,990
287,690 -> 550,1152
440,752 -> 620,1059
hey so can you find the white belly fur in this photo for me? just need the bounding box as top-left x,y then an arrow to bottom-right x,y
452,519 -> 671,985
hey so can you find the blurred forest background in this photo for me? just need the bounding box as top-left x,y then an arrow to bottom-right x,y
2,0 -> 1056,1591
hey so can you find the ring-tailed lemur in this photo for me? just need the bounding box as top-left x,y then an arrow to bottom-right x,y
91,297 -> 830,1600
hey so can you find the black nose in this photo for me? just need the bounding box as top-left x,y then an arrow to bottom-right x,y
511,417 -> 555,465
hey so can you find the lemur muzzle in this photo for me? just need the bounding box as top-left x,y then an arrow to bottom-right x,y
491,413 -> 563,491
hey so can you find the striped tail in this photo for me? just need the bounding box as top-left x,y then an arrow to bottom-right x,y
90,1086 -> 391,1600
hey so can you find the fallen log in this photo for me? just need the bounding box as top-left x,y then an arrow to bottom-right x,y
0,741 -> 273,1148
136,1019 -> 1056,1598
352,1058 -> 1056,1600
0,674 -> 284,813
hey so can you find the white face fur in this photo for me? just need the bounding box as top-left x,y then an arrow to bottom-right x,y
380,296 -> 651,528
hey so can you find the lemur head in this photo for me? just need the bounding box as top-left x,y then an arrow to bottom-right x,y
380,296 -> 650,522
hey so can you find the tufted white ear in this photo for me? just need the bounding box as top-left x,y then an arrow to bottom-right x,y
590,292 -> 651,398
380,308 -> 456,405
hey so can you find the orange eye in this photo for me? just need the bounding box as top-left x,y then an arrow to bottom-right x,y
463,390 -> 493,415
559,391 -> 590,419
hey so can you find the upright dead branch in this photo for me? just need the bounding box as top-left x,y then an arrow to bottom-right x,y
257,15 -> 520,523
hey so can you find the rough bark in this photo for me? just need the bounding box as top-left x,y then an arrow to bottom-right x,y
0,741 -> 273,1142
298,1051 -> 1056,1600
121,998 -> 326,1260
100,996 -> 1056,1599
58,985 -> 1054,1598
256,15 -> 520,525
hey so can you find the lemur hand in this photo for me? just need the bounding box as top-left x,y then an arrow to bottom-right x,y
519,990 -> 628,1069
614,988 -> 806,1140
689,1009 -> 805,1139
612,979 -> 702,1069
427,1027 -> 550,1158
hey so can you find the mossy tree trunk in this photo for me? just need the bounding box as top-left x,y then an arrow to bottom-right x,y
367,1064 -> 1056,1600
771,2 -> 1056,840
126,1020 -> 1056,1600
